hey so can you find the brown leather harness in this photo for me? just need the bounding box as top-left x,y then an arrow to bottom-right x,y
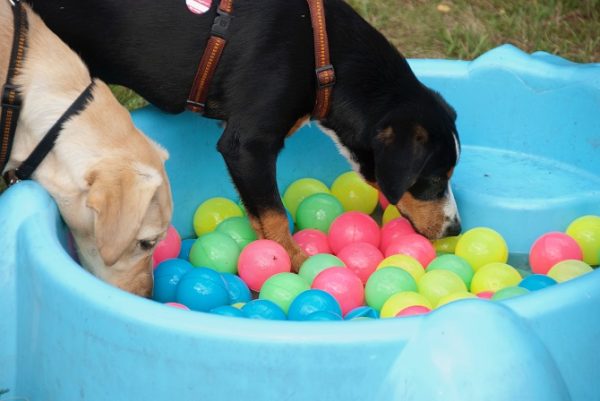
186,0 -> 335,120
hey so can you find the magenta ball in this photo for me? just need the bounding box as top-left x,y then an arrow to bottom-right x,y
312,267 -> 364,315
337,242 -> 384,284
237,240 -> 291,291
384,233 -> 436,267
152,225 -> 181,268
165,302 -> 190,310
477,291 -> 494,299
395,305 -> 431,317
380,217 -> 416,252
328,211 -> 380,254
293,229 -> 331,256
529,232 -> 583,274
378,191 -> 390,209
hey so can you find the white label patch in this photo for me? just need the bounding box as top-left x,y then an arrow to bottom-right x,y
186,0 -> 212,14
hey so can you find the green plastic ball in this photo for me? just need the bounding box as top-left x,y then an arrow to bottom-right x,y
566,215 -> 600,266
189,232 -> 241,274
491,286 -> 530,301
547,259 -> 593,283
330,171 -> 378,214
282,178 -> 330,221
193,197 -> 243,236
470,262 -> 522,294
417,269 -> 467,307
215,216 -> 257,249
455,227 -> 509,271
298,254 -> 345,284
365,267 -> 417,311
259,272 -> 310,314
426,254 -> 475,289
295,193 -> 344,233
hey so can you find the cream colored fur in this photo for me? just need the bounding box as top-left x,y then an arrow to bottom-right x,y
1,2 -> 173,296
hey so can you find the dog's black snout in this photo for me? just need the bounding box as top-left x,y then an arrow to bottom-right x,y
445,218 -> 462,237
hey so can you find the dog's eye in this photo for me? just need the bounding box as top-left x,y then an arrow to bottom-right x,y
138,239 -> 157,251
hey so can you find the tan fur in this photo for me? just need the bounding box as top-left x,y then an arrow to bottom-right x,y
1,2 -> 172,297
397,191 -> 446,239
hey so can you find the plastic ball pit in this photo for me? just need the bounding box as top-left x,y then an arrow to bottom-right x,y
1,45 -> 599,400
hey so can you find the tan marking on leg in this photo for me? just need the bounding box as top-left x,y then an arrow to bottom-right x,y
286,115 -> 310,138
397,192 -> 446,240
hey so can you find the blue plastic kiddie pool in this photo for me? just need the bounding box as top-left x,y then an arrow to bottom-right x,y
1,45 -> 599,400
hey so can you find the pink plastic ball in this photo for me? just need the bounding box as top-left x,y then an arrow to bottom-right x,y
378,191 -> 390,209
238,240 -> 292,291
476,291 -> 495,299
152,225 -> 182,268
165,302 -> 190,310
529,232 -> 583,274
395,305 -> 431,317
337,242 -> 384,284
384,233 -> 436,267
312,267 -> 364,315
328,211 -> 380,254
293,229 -> 331,256
380,217 -> 416,252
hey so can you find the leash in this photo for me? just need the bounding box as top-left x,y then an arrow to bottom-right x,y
186,0 -> 336,120
1,0 -> 96,186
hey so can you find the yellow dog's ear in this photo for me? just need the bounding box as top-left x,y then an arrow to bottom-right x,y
85,160 -> 162,266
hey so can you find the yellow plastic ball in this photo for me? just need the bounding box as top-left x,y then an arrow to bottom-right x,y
282,178 -> 330,220
436,291 -> 477,308
547,260 -> 593,283
566,215 -> 600,266
380,291 -> 432,318
377,254 -> 425,281
470,262 -> 522,294
382,205 -> 402,225
330,171 -> 378,214
417,270 -> 467,307
433,235 -> 461,254
455,227 -> 509,271
193,197 -> 243,236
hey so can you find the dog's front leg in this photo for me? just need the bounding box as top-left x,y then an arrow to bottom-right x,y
217,122 -> 308,272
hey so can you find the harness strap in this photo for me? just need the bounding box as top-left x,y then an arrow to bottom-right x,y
1,0 -> 27,176
186,0 -> 335,120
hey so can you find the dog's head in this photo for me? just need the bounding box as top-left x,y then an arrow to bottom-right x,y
352,87 -> 461,240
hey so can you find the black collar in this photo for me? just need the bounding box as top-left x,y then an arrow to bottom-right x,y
1,0 -> 96,187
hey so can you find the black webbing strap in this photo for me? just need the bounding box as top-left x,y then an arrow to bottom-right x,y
1,0 -> 28,176
11,81 -> 96,181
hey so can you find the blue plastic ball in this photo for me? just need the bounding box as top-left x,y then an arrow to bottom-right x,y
287,289 -> 342,321
305,311 -> 343,321
242,299 -> 287,320
178,238 -> 196,260
175,267 -> 229,312
345,305 -> 380,320
221,272 -> 252,304
210,305 -> 246,318
153,259 -> 193,303
519,274 -> 557,291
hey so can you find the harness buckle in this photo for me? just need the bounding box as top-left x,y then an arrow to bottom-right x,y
211,9 -> 232,39
2,169 -> 20,187
315,64 -> 336,89
1,83 -> 21,110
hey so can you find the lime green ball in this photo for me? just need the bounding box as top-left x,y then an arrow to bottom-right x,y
283,178 -> 330,221
470,262 -> 522,294
193,197 -> 243,236
298,254 -> 345,284
377,254 -> 425,282
380,291 -> 432,318
492,286 -> 530,301
436,291 -> 476,308
365,267 -> 417,311
426,254 -> 475,289
215,216 -> 257,249
547,259 -> 593,283
330,171 -> 378,214
455,227 -> 509,271
189,232 -> 241,274
417,270 -> 467,307
433,235 -> 461,254
259,272 -> 310,314
296,193 -> 344,233
382,205 -> 402,225
566,215 -> 600,266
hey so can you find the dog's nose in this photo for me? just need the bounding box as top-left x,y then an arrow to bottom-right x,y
445,217 -> 462,237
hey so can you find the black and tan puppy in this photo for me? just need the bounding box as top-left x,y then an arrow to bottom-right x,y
27,0 -> 461,270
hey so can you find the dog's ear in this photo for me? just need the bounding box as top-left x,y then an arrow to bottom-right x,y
372,124 -> 431,204
85,160 -> 162,266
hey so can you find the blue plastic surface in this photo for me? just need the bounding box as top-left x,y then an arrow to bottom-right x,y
1,45 -> 599,400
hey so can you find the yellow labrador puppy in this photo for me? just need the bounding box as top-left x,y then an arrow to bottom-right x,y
1,1 -> 173,296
